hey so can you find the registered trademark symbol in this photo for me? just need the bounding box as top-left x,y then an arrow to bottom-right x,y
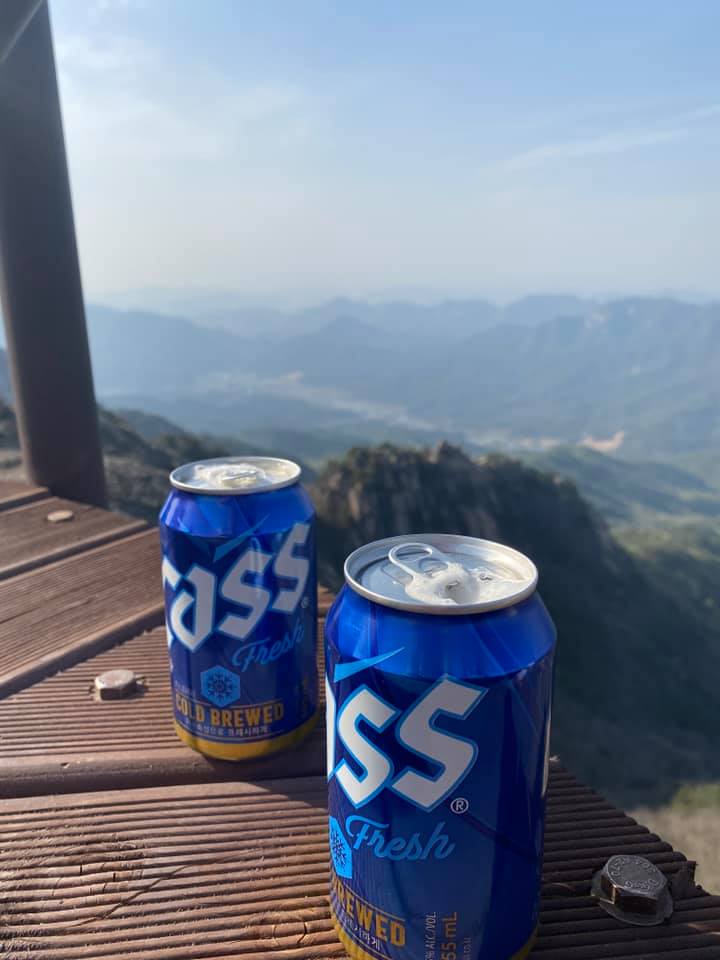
451,797 -> 469,814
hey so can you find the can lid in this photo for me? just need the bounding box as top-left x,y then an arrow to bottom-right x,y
170,456 -> 301,495
344,534 -> 538,615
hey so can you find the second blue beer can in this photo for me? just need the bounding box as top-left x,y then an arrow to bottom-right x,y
325,534 -> 556,960
159,456 -> 317,760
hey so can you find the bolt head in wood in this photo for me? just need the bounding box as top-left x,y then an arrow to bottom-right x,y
47,509 -> 75,523
592,854 -> 673,925
94,669 -> 138,700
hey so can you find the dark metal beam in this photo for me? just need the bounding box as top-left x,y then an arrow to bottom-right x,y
0,1 -> 107,507
0,1 -> 43,64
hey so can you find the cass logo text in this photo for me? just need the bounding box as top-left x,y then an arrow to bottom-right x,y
162,522 -> 310,652
326,676 -> 486,812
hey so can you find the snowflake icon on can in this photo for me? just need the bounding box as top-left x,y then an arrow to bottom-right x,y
200,665 -> 240,707
329,816 -> 352,879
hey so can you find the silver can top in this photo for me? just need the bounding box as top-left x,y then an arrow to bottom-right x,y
170,456 -> 301,495
344,534 -> 538,615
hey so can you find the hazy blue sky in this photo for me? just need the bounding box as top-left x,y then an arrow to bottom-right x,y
50,0 -> 720,305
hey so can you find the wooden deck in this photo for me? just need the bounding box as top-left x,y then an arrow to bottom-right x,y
1,479 -> 719,959
0,623 -> 327,797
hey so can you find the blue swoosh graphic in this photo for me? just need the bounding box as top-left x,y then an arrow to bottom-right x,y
213,515 -> 269,562
334,647 -> 405,682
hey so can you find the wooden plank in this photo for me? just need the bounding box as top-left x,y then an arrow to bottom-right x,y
0,478 -> 48,511
0,773 -> 716,960
0,530 -> 164,698
0,618 -> 328,796
0,479 -> 36,497
0,495 -> 146,580
318,585 -> 335,616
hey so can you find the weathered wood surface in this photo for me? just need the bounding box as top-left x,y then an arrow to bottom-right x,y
318,585 -> 335,616
0,621 -> 327,797
0,478 -> 48,511
0,768 -> 717,960
0,495 -> 146,580
0,529 -> 164,698
0,479 -> 718,960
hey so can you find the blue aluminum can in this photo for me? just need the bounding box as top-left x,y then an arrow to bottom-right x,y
159,457 -> 317,760
325,535 -> 555,960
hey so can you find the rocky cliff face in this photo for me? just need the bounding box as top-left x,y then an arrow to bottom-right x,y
313,442 -> 621,584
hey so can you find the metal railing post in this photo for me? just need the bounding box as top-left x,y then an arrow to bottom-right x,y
0,0 -> 107,507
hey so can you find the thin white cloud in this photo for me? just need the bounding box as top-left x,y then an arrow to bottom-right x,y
505,101 -> 720,171
505,127 -> 688,171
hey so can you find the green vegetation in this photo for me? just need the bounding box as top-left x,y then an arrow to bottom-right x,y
672,783 -> 720,812
619,525 -> 720,635
525,446 -> 720,529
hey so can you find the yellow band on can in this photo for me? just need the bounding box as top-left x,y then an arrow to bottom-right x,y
173,709 -> 318,760
329,903 -> 538,960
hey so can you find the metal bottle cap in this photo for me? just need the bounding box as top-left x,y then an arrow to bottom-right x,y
170,456 -> 301,495
344,534 -> 538,615
592,855 -> 673,926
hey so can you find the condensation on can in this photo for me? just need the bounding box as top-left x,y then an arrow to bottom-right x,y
326,534 -> 556,960
160,457 -> 318,761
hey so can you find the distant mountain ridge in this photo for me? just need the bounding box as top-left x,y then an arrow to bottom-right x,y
191,293 -> 598,338
85,296 -> 720,468
87,305 -> 250,394
87,293 -> 602,345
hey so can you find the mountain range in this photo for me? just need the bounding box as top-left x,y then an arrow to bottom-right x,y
81,297 -> 720,476
7,298 -> 708,470
100,292 -> 598,339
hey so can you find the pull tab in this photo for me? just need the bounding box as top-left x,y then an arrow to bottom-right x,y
388,542 -> 493,604
388,541 -> 478,605
387,541 -> 452,580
